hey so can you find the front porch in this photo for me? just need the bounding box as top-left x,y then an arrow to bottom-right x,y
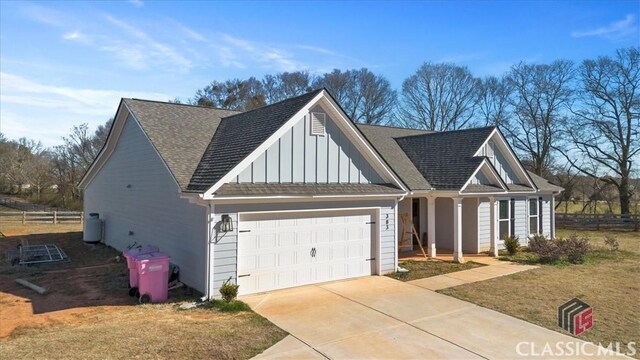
397,195 -> 501,263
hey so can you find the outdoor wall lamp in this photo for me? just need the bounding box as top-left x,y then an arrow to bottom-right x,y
221,214 -> 233,232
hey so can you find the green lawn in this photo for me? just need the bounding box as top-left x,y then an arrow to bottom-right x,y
386,260 -> 485,281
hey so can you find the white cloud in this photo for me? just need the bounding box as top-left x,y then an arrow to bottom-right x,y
63,31 -> 92,44
0,72 -> 169,146
128,0 -> 144,7
20,4 -> 66,27
572,14 -> 638,41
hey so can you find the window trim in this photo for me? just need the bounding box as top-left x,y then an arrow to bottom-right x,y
498,198 -> 511,239
528,197 -> 540,235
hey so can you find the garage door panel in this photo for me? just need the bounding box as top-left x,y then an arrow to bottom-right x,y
238,210 -> 376,295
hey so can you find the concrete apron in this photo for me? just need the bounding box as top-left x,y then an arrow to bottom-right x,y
245,276 -> 628,360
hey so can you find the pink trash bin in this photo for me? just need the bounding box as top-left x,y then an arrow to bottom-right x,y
123,245 -> 159,291
134,252 -> 170,303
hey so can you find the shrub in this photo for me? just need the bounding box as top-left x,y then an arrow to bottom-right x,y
556,234 -> 591,264
502,235 -> 520,255
219,278 -> 239,302
528,234 -> 561,263
604,235 -> 619,251
210,299 -> 251,312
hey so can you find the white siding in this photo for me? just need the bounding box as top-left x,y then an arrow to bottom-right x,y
235,105 -> 384,185
478,198 -> 491,251
487,142 -> 519,185
462,198 -> 478,253
435,198 -> 454,250
84,115 -> 207,293
513,197 -> 528,245
542,195 -> 552,238
210,199 -> 396,297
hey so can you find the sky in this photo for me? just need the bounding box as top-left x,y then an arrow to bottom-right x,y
1,0 -> 638,147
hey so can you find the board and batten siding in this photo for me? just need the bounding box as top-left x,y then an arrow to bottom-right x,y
209,199 -> 396,297
84,115 -> 208,293
477,198 -> 491,251
235,105 -> 383,184
512,197 -> 528,245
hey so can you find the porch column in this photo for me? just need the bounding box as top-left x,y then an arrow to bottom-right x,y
489,196 -> 498,257
427,196 -> 436,257
453,197 -> 464,263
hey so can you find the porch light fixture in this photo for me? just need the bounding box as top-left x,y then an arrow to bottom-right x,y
221,214 -> 233,232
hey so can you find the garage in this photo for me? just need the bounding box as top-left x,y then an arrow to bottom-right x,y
237,209 -> 378,295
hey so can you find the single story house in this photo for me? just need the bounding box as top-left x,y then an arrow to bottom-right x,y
79,89 -> 562,298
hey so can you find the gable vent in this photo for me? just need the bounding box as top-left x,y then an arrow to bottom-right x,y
310,112 -> 326,136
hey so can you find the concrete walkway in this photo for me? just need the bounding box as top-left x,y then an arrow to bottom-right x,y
245,276 -> 627,359
408,258 -> 538,291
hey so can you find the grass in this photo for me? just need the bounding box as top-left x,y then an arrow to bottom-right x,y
440,230 -> 640,357
0,204 -> 19,212
0,303 -> 287,359
208,299 -> 253,313
386,260 -> 485,281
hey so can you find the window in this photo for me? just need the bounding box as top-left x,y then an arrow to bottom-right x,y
529,198 -> 539,234
310,112 -> 326,136
498,200 -> 510,239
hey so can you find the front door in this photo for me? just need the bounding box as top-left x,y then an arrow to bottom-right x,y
412,199 -> 420,246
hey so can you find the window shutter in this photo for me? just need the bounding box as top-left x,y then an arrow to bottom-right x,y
510,198 -> 515,237
539,197 -> 543,234
310,112 -> 326,136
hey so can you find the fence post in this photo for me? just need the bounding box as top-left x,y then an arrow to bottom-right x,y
53,211 -> 57,224
22,211 -> 26,225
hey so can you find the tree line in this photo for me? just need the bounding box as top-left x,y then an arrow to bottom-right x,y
1,47 -> 637,214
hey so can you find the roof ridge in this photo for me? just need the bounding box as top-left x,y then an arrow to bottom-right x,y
357,123 -> 432,132
126,98 -> 242,112
394,125 -> 496,140
221,88 -> 323,121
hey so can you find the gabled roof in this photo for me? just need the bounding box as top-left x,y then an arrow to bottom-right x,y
357,124 -> 433,190
527,171 -> 564,192
124,99 -> 239,190
395,127 -> 496,190
186,89 -> 324,192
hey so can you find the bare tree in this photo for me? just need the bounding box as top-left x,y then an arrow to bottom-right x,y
477,76 -> 512,126
262,71 -> 315,103
563,48 -> 640,215
192,78 -> 265,111
503,60 -> 574,175
398,62 -> 481,131
314,68 -> 397,125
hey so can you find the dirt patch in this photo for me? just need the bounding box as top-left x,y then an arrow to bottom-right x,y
0,224 -> 287,358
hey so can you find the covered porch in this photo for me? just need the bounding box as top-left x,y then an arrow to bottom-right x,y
397,195 -> 501,263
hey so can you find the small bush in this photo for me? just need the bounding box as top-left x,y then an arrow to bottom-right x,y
604,235 -> 619,251
528,234 -> 562,263
557,234 -> 591,264
210,299 -> 251,312
219,278 -> 239,302
502,235 -> 520,255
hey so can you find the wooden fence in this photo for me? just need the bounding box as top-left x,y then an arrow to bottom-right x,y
556,213 -> 640,231
0,211 -> 84,224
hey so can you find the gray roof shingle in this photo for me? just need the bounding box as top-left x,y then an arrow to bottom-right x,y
124,99 -> 239,190
215,183 -> 404,197
527,171 -> 564,192
357,124 -> 432,190
394,127 -> 496,190
186,89 -> 324,192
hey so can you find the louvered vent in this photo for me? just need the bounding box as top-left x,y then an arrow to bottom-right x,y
310,112 -> 326,136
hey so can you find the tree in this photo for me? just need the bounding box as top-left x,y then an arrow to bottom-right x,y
398,62 -> 480,131
314,68 -> 397,125
262,71 -> 315,103
563,48 -> 640,215
477,76 -> 512,126
503,60 -> 574,175
192,78 -> 265,111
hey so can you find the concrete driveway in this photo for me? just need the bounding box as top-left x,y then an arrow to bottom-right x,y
243,276 -> 626,359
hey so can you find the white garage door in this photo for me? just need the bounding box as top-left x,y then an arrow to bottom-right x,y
237,210 -> 376,295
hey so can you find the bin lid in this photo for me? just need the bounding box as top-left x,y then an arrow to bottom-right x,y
133,252 -> 170,262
